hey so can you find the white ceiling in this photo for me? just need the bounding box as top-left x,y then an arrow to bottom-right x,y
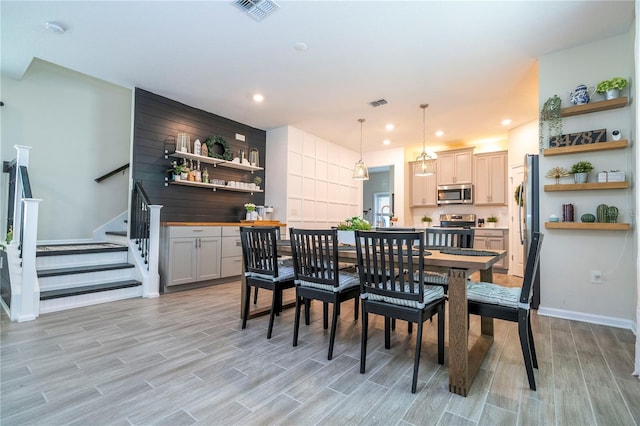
1,1 -> 635,156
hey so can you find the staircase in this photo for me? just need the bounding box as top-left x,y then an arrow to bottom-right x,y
36,242 -> 142,313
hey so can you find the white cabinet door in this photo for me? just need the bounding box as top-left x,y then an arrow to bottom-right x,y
474,152 -> 507,205
168,238 -> 197,286
474,229 -> 508,270
410,162 -> 437,206
197,236 -> 221,281
437,149 -> 473,185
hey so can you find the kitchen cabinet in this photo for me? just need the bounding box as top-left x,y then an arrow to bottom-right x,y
474,228 -> 508,272
474,151 -> 507,205
409,161 -> 437,207
542,98 -> 630,231
221,227 -> 243,277
160,226 -> 222,290
437,148 -> 473,185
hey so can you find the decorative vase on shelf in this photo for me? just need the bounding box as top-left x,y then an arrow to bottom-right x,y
605,88 -> 620,100
574,172 -> 588,184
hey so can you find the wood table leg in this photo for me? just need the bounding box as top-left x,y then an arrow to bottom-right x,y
448,269 -> 469,396
480,267 -> 494,337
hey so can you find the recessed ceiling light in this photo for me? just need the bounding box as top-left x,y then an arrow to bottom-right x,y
501,119 -> 512,126
253,93 -> 264,102
385,123 -> 394,131
383,139 -> 391,145
294,42 -> 308,51
45,22 -> 66,34
435,130 -> 444,137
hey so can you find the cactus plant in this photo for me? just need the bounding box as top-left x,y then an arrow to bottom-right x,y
596,204 -> 609,223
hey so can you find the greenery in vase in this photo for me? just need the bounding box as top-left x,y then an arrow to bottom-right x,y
5,226 -> 12,244
539,95 -> 562,152
569,161 -> 594,174
596,77 -> 628,93
253,176 -> 262,186
486,216 -> 498,223
167,160 -> 188,175
244,203 -> 256,212
337,216 -> 371,230
420,215 -> 432,223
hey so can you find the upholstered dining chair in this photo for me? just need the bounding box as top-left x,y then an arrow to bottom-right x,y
466,231 -> 543,390
423,228 -> 475,293
240,226 -> 295,339
355,230 -> 446,393
289,228 -> 361,360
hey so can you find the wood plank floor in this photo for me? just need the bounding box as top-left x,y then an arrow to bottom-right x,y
1,275 -> 638,425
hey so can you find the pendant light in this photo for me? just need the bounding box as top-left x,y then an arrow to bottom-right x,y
352,118 -> 369,180
415,103 -> 436,177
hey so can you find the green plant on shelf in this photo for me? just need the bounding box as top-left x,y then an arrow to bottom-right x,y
596,77 -> 628,93
420,215 -> 432,223
569,161 -> 594,174
486,216 -> 498,223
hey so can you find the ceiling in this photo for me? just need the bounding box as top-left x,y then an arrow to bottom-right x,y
1,1 -> 635,156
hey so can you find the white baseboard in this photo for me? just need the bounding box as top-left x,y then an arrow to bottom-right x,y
538,306 -> 637,333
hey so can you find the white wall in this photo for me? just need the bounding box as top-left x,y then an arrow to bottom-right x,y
1,59 -> 132,241
538,31 -> 636,328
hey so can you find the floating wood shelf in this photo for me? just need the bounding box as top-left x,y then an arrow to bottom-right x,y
167,179 -> 262,193
166,150 -> 263,172
544,222 -> 630,231
543,140 -> 628,156
544,182 -> 629,191
560,97 -> 628,117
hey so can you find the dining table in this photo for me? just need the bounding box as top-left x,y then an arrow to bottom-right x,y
243,238 -> 506,397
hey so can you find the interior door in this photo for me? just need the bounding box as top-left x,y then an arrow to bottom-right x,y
509,164 -> 524,276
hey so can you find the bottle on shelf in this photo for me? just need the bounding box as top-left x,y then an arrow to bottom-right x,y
202,167 -> 209,184
195,160 -> 202,182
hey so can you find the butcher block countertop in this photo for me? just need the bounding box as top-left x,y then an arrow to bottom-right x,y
161,221 -> 286,227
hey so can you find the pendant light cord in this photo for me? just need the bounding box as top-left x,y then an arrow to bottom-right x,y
420,103 -> 429,156
358,118 -> 365,160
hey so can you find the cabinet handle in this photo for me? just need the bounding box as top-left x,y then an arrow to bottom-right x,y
192,229 -> 204,232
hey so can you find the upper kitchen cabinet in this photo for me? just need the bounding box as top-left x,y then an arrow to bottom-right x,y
474,151 -> 507,205
409,161 -> 437,207
437,148 -> 473,185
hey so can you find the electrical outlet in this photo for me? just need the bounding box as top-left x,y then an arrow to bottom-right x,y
591,270 -> 602,284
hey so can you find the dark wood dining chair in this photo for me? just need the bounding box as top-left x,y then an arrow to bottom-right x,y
355,230 -> 446,393
240,226 -> 295,339
253,226 -> 289,304
423,228 -> 475,292
289,228 -> 360,360
466,231 -> 543,390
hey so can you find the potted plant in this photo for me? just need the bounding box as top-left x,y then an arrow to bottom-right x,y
420,215 -> 432,228
570,160 -> 594,183
167,161 -> 188,180
244,203 -> 257,221
596,77 -> 628,100
253,176 -> 262,190
486,216 -> 498,228
539,95 -> 562,152
336,216 -> 371,245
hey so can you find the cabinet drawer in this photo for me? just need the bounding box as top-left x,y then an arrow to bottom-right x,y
222,226 -> 240,237
221,256 -> 243,277
474,229 -> 504,237
169,226 -> 221,238
222,236 -> 243,257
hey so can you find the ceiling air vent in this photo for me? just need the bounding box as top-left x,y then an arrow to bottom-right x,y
234,0 -> 280,22
369,99 -> 388,107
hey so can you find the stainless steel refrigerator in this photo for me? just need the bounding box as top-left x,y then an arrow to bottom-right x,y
520,154 -> 540,308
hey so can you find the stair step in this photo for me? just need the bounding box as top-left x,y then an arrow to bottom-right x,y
40,280 -> 141,300
105,231 -> 127,237
38,263 -> 134,278
36,243 -> 127,257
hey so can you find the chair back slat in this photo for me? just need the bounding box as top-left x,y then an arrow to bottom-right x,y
290,228 -> 339,287
240,226 -> 280,277
356,230 -> 424,303
520,232 -> 543,304
425,228 -> 475,249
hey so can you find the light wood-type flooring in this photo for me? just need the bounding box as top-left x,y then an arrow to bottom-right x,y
1,274 -> 638,425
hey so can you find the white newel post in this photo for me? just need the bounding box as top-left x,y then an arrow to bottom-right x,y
10,145 -> 31,246
144,205 -> 162,298
19,198 -> 41,322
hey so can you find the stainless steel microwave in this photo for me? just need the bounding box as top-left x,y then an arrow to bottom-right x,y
437,184 -> 473,205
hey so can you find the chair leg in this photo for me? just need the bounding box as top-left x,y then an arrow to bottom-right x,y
384,317 -> 391,349
412,320 -> 424,393
528,315 -> 538,368
253,287 -> 259,304
242,284 -> 251,329
323,302 -> 329,330
293,294 -> 302,347
518,311 -> 536,390
437,304 -> 445,365
304,298 -> 311,325
267,289 -> 277,339
353,297 -> 359,321
328,297 -> 339,360
391,318 -> 396,330
407,322 -> 413,334
360,307 -> 368,374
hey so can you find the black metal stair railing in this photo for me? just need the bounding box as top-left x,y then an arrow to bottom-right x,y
130,181 -> 151,270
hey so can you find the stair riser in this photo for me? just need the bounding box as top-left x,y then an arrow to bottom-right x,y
105,235 -> 128,245
37,252 -> 129,270
39,286 -> 142,314
39,269 -> 135,291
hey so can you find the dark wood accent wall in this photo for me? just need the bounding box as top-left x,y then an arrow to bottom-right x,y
133,88 -> 266,222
